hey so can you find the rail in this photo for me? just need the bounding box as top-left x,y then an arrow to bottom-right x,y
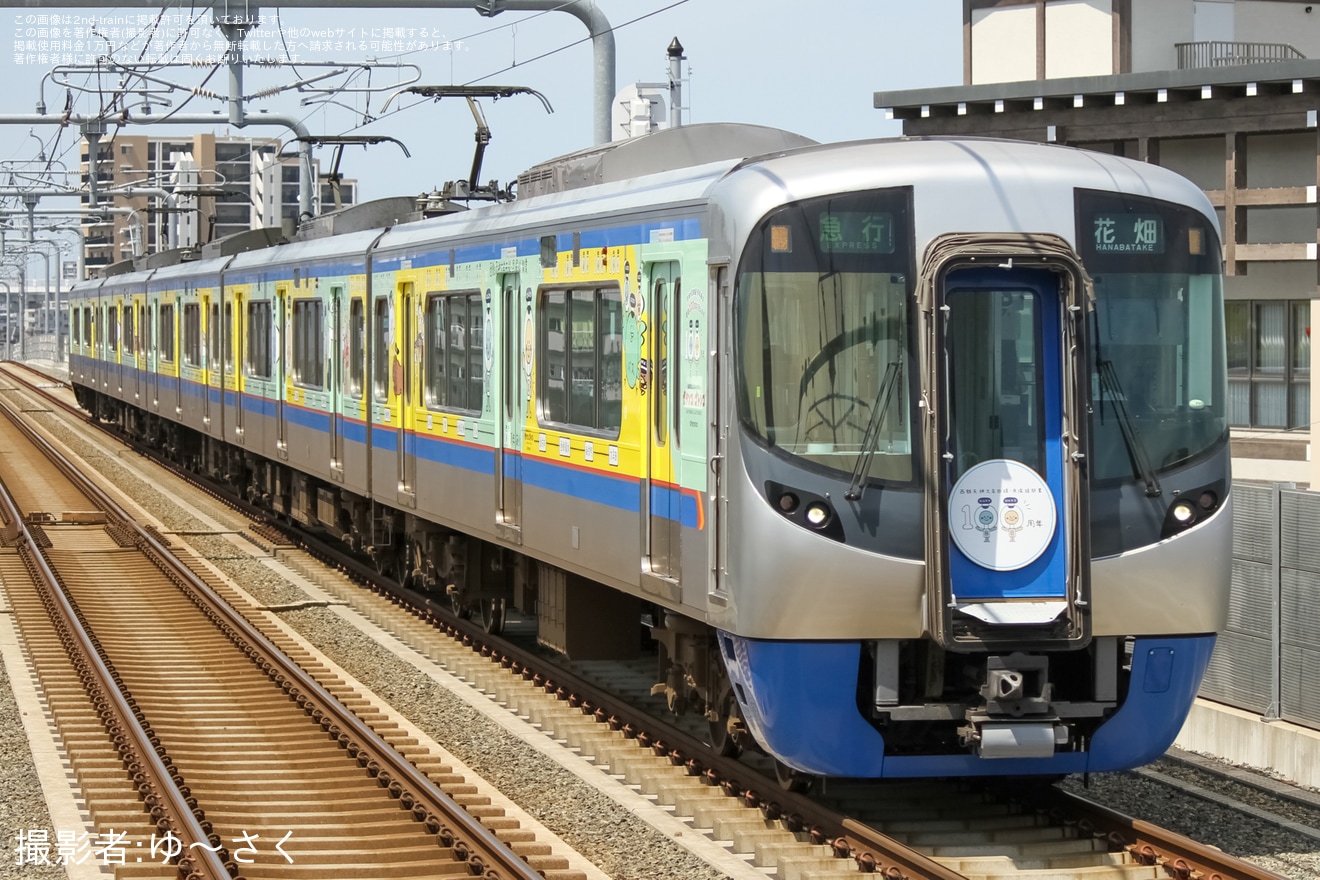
0,377 -> 546,880
0,394 -> 232,880
1176,40 -> 1305,69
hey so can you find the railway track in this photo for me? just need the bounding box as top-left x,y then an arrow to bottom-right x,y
0,376 -> 569,880
0,360 -> 1299,880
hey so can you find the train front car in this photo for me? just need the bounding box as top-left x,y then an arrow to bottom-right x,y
706,138 -> 1230,780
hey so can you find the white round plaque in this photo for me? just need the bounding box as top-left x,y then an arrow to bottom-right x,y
948,459 -> 1057,571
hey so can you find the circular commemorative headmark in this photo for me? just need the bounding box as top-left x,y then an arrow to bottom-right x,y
948,459 -> 1057,571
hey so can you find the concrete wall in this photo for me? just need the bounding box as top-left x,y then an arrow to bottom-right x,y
1246,132 -> 1316,187
1158,136 -> 1224,189
1133,0 -> 1196,72
1237,1 -> 1320,57
1225,260 -> 1318,300
972,0 -> 1114,83
971,5 -> 1038,84
1045,0 -> 1114,78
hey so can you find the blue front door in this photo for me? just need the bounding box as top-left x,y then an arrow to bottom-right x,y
942,268 -> 1068,602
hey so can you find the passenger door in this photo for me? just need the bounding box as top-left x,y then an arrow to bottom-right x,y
202,294 -> 215,434
643,262 -> 681,588
329,286 -> 344,481
496,274 -> 524,541
708,266 -> 730,602
276,287 -> 288,458
397,282 -> 417,506
927,265 -> 1089,651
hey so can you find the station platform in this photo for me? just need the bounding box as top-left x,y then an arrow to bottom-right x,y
1174,698 -> 1320,791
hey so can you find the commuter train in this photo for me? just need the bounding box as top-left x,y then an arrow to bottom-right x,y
68,124 -> 1232,782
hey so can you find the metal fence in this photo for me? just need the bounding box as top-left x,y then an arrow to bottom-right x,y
1176,40 -> 1305,69
1199,481 -> 1320,729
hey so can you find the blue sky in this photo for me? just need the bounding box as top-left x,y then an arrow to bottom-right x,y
1,1 -> 963,202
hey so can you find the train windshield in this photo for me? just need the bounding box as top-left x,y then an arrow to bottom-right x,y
1077,190 -> 1228,481
735,188 -> 915,484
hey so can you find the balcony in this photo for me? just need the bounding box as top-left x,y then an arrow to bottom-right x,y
1176,40 -> 1305,69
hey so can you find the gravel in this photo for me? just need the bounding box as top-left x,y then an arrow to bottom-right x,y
285,606 -> 728,880
0,640 -> 68,880
1059,760 -> 1320,879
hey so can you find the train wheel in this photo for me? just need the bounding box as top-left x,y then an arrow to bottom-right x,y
449,589 -> 472,621
773,759 -> 815,794
708,693 -> 742,758
373,547 -> 399,582
481,597 -> 506,635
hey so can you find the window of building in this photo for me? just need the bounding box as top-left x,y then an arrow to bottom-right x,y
423,291 -> 483,412
1226,299 -> 1310,429
373,297 -> 391,399
215,204 -> 250,225
348,298 -> 364,397
292,297 -> 324,388
247,300 -> 271,378
215,142 -> 250,163
158,303 -> 175,362
539,286 -> 622,434
183,303 -> 201,366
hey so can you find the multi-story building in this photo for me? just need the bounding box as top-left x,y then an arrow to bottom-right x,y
79,133 -> 356,269
252,153 -> 358,231
875,0 -> 1319,486
80,133 -> 278,268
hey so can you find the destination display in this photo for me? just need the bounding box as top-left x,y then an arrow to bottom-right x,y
1091,212 -> 1164,254
818,211 -> 895,254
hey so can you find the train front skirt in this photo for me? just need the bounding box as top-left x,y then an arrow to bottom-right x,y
718,632 -> 1216,778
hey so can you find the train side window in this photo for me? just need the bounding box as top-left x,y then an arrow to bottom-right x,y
423,291 -> 482,413
122,303 -> 134,353
159,303 -> 175,362
83,307 -> 91,346
138,304 -> 147,356
538,285 -> 622,435
107,304 -> 118,351
247,300 -> 271,378
292,297 -> 324,388
348,298 -> 364,397
373,296 -> 389,399
183,303 -> 201,367
71,308 -> 79,347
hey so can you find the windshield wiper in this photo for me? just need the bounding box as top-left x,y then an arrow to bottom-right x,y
845,358 -> 904,502
1097,359 -> 1162,497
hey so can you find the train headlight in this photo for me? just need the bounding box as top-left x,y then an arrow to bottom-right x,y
764,481 -> 844,542
1160,483 -> 1225,539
